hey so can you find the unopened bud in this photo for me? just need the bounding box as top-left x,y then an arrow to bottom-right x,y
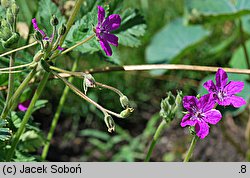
1,0 -> 10,8
83,74 -> 95,94
175,90 -> 183,106
50,15 -> 59,26
6,8 -> 14,25
33,31 -> 43,41
120,95 -> 129,108
2,32 -> 19,48
58,24 -> 66,35
120,108 -> 134,118
33,50 -> 44,62
0,27 -> 12,40
104,114 -> 115,133
11,3 -> 19,16
43,40 -> 50,49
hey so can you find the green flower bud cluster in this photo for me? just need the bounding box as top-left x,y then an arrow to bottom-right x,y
0,0 -> 20,48
160,91 -> 183,123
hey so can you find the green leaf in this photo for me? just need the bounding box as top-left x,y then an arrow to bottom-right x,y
36,0 -> 65,36
146,18 -> 210,64
198,73 -> 250,116
229,39 -> 250,69
0,119 -> 12,141
116,8 -> 146,47
185,0 -> 250,24
19,130 -> 45,152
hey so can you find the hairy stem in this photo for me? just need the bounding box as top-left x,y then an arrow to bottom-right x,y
0,42 -> 38,58
183,135 -> 198,162
239,20 -> 250,69
145,120 -> 167,161
6,72 -> 50,161
0,68 -> 37,120
41,58 -> 79,160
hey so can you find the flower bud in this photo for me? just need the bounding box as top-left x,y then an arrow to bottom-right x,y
6,8 -> 14,25
2,32 -> 19,48
1,0 -> 10,8
175,90 -> 182,106
11,2 -> 19,16
58,24 -> 66,35
50,15 -> 59,26
104,114 -> 115,133
33,31 -> 43,41
83,74 -> 96,94
119,95 -> 129,108
120,108 -> 134,118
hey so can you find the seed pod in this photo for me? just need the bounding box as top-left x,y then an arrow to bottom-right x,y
58,24 -> 66,35
1,0 -> 10,8
50,15 -> 59,26
119,95 -> 129,108
2,32 -> 19,48
6,8 -> 14,25
120,108 -> 134,118
11,2 -> 19,16
104,115 -> 115,133
33,31 -> 43,41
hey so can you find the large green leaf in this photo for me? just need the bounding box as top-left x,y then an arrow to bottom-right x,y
229,40 -> 250,69
198,73 -> 250,116
185,0 -> 250,24
36,0 -> 65,37
146,18 -> 210,64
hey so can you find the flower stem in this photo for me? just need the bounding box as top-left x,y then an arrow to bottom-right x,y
4,54 -> 15,116
49,65 -> 83,77
52,71 -> 122,118
41,58 -> 79,160
183,135 -> 199,162
95,82 -> 124,97
145,120 -> 167,161
239,19 -> 250,69
0,42 -> 38,58
0,67 -> 37,120
61,34 -> 95,55
6,72 -> 50,161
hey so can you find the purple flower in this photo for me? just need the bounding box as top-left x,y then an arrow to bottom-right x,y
18,100 -> 31,112
32,18 -> 64,51
95,6 -> 121,56
203,68 -> 246,108
181,94 -> 222,139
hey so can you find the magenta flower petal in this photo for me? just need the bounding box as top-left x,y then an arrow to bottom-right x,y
180,113 -> 196,127
203,109 -> 222,125
102,33 -> 118,46
215,68 -> 228,88
203,80 -> 216,93
102,14 -> 121,31
18,100 -> 31,112
195,121 -> 209,139
198,94 -> 215,113
182,96 -> 198,112
99,39 -> 112,56
224,81 -> 244,95
57,46 -> 64,51
32,18 -> 39,30
95,6 -> 121,56
97,6 -> 105,25
224,95 -> 246,108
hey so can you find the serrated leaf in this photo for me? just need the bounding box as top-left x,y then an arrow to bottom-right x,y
0,119 -> 12,141
185,0 -> 250,24
146,18 -> 210,64
19,130 -> 45,152
229,40 -> 250,69
36,0 -> 65,37
198,73 -> 250,116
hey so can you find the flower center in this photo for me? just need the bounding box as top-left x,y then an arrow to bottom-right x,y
191,106 -> 205,122
217,89 -> 227,101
